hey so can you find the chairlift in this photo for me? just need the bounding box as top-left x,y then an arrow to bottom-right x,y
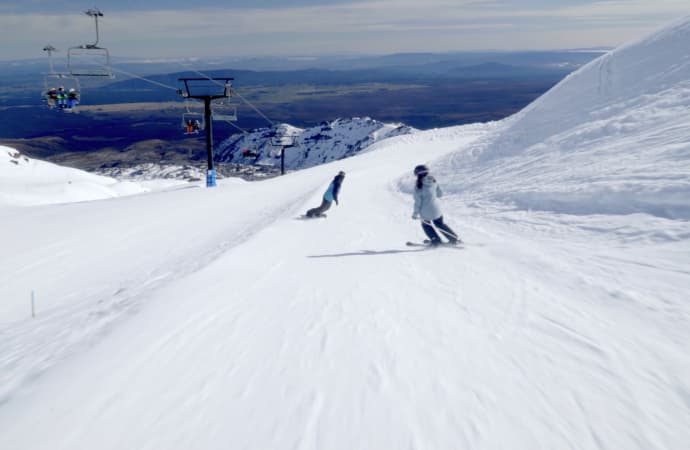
181,113 -> 205,134
271,135 -> 296,147
181,99 -> 206,134
271,135 -> 296,175
43,75 -> 81,111
42,45 -> 81,110
241,148 -> 259,158
212,107 -> 238,122
213,97 -> 238,122
68,9 -> 113,78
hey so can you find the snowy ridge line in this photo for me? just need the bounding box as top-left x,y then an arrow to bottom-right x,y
0,189 -> 315,407
216,118 -> 416,171
434,20 -> 690,219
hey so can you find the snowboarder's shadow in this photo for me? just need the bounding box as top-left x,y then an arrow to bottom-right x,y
308,248 -> 426,258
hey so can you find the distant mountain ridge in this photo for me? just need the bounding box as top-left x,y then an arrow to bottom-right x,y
216,117 -> 416,171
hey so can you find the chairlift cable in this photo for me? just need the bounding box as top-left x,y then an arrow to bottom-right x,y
224,120 -> 250,134
231,89 -> 275,128
110,66 -> 179,91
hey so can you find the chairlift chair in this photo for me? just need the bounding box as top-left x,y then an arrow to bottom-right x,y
181,98 -> 206,134
181,112 -> 205,134
213,96 -> 238,122
67,9 -> 113,78
212,107 -> 238,122
43,74 -> 81,109
42,45 -> 81,109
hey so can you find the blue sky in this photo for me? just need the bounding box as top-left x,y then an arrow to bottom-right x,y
1,1 -> 688,60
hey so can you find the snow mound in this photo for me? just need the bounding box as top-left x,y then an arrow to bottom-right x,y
0,146 -> 150,207
443,17 -> 690,219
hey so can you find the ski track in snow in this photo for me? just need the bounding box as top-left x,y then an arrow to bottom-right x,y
0,185 -> 319,406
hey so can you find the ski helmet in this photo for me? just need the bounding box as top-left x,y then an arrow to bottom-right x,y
413,164 -> 429,176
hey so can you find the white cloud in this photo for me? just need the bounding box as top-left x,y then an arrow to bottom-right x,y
1,1 -> 688,59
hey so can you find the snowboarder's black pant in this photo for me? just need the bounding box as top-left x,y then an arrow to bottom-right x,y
422,216 -> 458,243
306,198 -> 332,217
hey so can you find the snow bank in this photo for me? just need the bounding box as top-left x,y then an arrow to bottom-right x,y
441,17 -> 690,219
0,146 -> 157,207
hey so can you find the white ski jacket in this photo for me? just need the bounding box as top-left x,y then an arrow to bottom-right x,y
413,175 -> 443,220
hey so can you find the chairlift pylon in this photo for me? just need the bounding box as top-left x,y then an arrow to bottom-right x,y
68,9 -> 113,78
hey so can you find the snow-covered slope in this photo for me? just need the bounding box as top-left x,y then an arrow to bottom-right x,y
95,162 -> 208,183
446,17 -> 690,219
0,146 -> 189,206
217,117 -> 415,170
1,18 -> 689,450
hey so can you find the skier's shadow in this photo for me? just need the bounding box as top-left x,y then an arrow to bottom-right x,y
308,248 -> 426,258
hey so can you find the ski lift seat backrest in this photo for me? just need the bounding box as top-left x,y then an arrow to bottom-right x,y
43,74 -> 80,95
68,45 -> 112,77
212,107 -> 238,122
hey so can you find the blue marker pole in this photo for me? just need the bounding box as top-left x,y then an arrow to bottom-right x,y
204,97 -> 217,187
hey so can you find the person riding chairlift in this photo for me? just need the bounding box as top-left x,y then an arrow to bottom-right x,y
56,86 -> 67,109
45,87 -> 58,109
66,89 -> 79,109
184,119 -> 201,134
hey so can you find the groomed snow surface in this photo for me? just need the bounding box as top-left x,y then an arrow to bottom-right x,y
2,17 -> 690,450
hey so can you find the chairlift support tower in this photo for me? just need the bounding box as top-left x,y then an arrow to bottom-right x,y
43,45 -> 58,74
178,77 -> 234,187
272,135 -> 296,175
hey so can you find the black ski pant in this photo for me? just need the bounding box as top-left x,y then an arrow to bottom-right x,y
421,216 -> 458,243
306,198 -> 332,217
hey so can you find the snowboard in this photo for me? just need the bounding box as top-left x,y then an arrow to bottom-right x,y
297,214 -> 327,219
406,240 -> 463,248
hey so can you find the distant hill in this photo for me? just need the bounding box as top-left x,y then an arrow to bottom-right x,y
216,117 -> 415,171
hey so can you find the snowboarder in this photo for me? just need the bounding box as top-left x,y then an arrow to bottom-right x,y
411,164 -> 461,245
306,171 -> 346,218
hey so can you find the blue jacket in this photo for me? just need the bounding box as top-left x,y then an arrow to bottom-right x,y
323,175 -> 344,202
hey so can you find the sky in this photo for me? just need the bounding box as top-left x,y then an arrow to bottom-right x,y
0,0 -> 688,60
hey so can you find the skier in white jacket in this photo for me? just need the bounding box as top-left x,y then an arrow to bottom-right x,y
411,164 -> 461,245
